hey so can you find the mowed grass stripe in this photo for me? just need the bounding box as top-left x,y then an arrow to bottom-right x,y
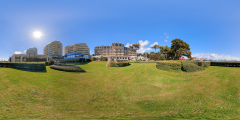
0,61 -> 240,118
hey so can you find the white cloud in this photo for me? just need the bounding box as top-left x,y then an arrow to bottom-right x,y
125,43 -> 133,47
126,40 -> 153,53
165,36 -> 169,39
137,40 -> 152,53
164,40 -> 168,42
193,53 -> 240,61
24,50 -> 27,53
138,40 -> 150,46
150,42 -> 159,47
137,47 -> 152,53
22,47 -> 23,48
15,51 -> 22,54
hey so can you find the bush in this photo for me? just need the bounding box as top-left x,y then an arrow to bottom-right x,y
129,61 -> 156,63
0,63 -> 46,71
100,57 -> 108,61
87,58 -> 92,62
50,65 -> 85,72
180,60 -> 199,66
182,62 -> 202,72
45,61 -> 48,66
110,62 -> 130,67
156,61 -> 182,72
93,57 -> 97,61
210,61 -> 240,67
48,59 -> 54,65
198,61 -> 210,68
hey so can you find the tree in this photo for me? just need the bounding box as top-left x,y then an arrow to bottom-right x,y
151,44 -> 160,54
151,55 -> 159,61
48,59 -> 54,65
132,43 -> 141,61
137,53 -> 142,56
150,52 -> 155,56
171,38 -> 191,60
160,45 -> 171,60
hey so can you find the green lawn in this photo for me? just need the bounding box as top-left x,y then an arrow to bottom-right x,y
0,61 -> 240,119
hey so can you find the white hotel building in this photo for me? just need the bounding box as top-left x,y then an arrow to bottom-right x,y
94,42 -> 137,60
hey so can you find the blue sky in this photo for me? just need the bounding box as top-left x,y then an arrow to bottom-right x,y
0,0 -> 240,61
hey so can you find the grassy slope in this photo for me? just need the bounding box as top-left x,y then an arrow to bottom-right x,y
0,61 -> 240,119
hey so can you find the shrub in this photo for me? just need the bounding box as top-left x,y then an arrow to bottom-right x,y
129,61 -> 156,63
48,59 -> 54,65
100,57 -> 108,61
156,61 -> 182,71
50,65 -> 85,72
0,63 -> 46,71
110,62 -> 130,67
210,62 -> 240,67
45,61 -> 48,66
198,61 -> 210,68
182,62 -> 202,72
92,57 -> 97,61
181,60 -> 199,66
87,58 -> 92,62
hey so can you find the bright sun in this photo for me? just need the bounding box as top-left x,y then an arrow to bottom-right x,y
33,31 -> 42,38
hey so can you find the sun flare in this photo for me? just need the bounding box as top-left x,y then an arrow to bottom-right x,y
33,31 -> 42,38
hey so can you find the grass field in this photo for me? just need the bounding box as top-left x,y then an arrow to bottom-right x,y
0,61 -> 240,119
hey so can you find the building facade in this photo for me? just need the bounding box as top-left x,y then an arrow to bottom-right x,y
94,42 -> 137,60
9,54 -> 47,63
43,40 -> 62,57
26,47 -> 37,55
64,43 -> 90,55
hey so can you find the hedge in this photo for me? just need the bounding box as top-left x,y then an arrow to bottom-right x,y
0,63 -> 46,71
59,58 -> 86,64
210,61 -> 240,67
180,60 -> 198,66
110,62 -> 130,67
182,62 -> 202,72
50,65 -> 85,72
156,60 -> 211,72
156,61 -> 182,72
198,61 -> 210,68
129,61 -> 156,63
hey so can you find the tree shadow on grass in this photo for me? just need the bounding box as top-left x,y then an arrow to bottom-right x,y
50,68 -> 87,73
64,61 -> 92,66
11,68 -> 47,73
211,65 -> 240,68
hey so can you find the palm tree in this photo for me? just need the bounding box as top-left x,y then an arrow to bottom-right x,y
132,43 -> 141,61
151,44 -> 160,54
129,46 -> 133,49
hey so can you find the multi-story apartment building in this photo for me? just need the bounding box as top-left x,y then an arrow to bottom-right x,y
64,43 -> 90,55
9,47 -> 48,62
26,47 -> 37,55
43,40 -> 62,57
94,42 -> 137,60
